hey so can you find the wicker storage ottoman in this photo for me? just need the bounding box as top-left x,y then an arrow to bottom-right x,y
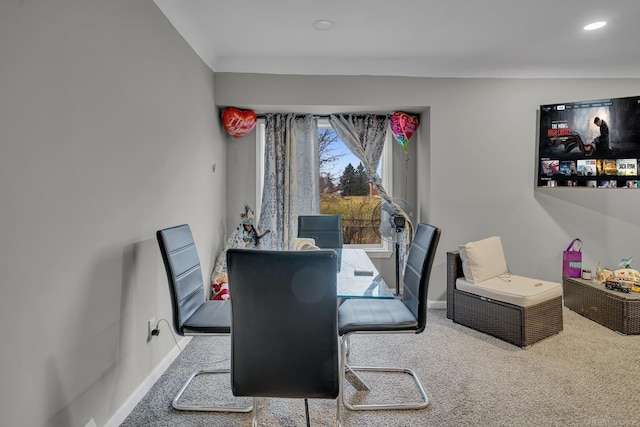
563,277 -> 640,335
447,251 -> 564,347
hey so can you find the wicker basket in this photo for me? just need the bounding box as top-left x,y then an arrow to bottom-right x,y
563,277 -> 640,335
447,251 -> 563,347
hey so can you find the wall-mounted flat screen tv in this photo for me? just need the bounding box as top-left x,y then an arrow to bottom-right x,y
538,95 -> 640,188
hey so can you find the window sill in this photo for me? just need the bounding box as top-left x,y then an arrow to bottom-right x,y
366,250 -> 393,259
345,244 -> 393,259
354,248 -> 393,259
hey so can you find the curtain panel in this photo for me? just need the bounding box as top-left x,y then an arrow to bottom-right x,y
328,114 -> 411,223
328,114 -> 388,183
258,114 -> 319,250
329,113 -> 413,264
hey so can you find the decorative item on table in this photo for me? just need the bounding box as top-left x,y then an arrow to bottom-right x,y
210,204 -> 270,300
604,277 -> 632,293
562,238 -> 582,278
614,268 -> 640,282
222,107 -> 257,138
619,257 -> 634,269
238,204 -> 270,249
594,261 -> 603,282
293,237 -> 319,251
612,258 -> 640,292
613,267 -> 639,282
211,272 -> 229,301
581,269 -> 592,280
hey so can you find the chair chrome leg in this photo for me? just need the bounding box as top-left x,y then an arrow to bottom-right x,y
342,365 -> 429,410
344,334 -> 350,358
172,368 -> 253,412
340,332 -> 429,411
251,397 -> 259,427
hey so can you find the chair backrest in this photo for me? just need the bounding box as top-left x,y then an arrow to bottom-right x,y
227,249 -> 339,399
156,224 -> 206,336
401,223 -> 441,333
297,214 -> 343,249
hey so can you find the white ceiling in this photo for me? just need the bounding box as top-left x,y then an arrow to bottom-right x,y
154,0 -> 640,78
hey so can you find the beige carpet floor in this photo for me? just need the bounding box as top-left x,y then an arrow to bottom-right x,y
121,307 -> 640,426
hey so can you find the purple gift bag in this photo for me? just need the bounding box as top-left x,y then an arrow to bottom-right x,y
563,238 -> 582,278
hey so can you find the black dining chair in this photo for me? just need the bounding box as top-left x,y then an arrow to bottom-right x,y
338,223 -> 441,410
226,248 -> 341,427
156,224 -> 252,412
298,214 -> 343,249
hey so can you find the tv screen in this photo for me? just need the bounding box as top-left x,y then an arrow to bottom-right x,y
538,95 -> 640,188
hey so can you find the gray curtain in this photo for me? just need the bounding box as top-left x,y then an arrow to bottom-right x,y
328,114 -> 388,185
328,114 -> 411,225
258,114 -> 319,250
329,113 -> 413,261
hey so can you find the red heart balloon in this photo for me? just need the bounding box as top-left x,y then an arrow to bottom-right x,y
389,112 -> 419,153
222,107 -> 257,139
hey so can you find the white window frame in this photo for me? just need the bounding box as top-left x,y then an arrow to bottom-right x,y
256,120 -> 266,221
255,117 -> 393,257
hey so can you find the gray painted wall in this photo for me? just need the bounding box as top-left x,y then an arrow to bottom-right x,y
215,73 -> 640,303
0,1 -> 225,426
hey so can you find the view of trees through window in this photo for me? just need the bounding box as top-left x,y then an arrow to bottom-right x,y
318,127 -> 382,245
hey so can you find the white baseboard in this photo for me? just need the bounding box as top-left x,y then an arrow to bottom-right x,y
427,299 -> 447,310
104,336 -> 191,427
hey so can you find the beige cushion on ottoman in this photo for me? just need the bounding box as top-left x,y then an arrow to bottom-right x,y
459,236 -> 509,283
456,275 -> 562,307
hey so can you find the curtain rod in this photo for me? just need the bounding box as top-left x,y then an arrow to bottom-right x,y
255,114 -> 332,119
254,113 -> 396,120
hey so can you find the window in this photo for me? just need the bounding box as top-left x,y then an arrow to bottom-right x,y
317,119 -> 393,255
256,117 -> 393,256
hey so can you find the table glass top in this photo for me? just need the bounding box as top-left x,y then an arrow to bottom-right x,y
336,248 -> 394,298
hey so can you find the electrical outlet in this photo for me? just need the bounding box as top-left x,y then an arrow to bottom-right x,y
148,317 -> 157,341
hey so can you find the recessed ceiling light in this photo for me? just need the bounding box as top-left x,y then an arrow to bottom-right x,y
312,19 -> 335,31
584,21 -> 606,31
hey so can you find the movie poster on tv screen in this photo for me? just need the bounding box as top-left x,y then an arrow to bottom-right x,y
538,95 -> 640,187
576,159 -> 596,176
616,158 -> 637,176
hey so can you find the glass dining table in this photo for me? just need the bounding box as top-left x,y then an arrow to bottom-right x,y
335,248 -> 394,299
